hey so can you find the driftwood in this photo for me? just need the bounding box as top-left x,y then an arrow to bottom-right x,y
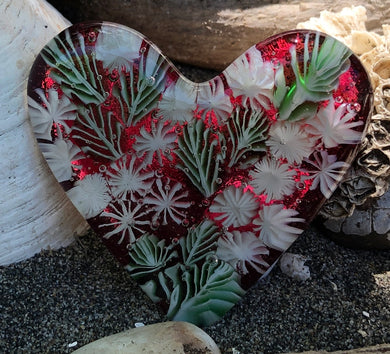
48,0 -> 390,71
0,0 -> 89,265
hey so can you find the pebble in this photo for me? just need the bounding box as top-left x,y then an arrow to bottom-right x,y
72,321 -> 220,353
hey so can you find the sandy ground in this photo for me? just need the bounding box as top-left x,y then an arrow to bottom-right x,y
1,223 -> 389,353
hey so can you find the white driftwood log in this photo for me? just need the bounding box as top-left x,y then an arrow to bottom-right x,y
0,0 -> 89,265
47,0 -> 390,71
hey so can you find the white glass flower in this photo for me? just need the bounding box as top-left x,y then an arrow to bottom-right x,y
216,230 -> 269,275
133,121 -> 177,166
28,88 -> 77,140
157,78 -> 197,123
143,178 -> 191,224
95,25 -> 142,72
303,150 -> 350,198
67,173 -> 110,219
100,199 -> 150,244
197,76 -> 233,124
266,121 -> 314,164
225,46 -> 275,110
249,158 -> 296,202
305,99 -> 363,148
106,155 -> 154,200
253,204 -> 304,251
39,138 -> 82,182
209,185 -> 258,227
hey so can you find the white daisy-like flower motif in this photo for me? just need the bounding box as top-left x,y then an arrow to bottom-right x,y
216,230 -> 269,275
28,88 -> 77,140
100,199 -> 150,244
143,178 -> 191,224
133,121 -> 177,166
157,78 -> 197,123
67,173 -> 110,219
209,185 -> 258,227
106,155 -> 154,200
253,204 -> 305,251
197,76 -> 233,124
95,25 -> 142,72
225,46 -> 275,109
305,99 -> 363,148
266,121 -> 314,164
39,138 -> 82,182
303,150 -> 350,198
249,158 -> 296,202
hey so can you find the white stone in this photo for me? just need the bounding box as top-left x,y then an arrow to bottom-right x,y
73,321 -> 221,354
279,253 -> 311,281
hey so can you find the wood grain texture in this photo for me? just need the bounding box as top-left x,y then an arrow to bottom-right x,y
47,0 -> 390,70
0,0 -> 89,265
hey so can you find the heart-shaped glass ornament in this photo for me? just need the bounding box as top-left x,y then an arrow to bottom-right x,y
28,22 -> 372,326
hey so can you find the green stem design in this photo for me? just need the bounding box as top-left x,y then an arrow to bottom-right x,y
41,29 -> 105,104
167,261 -> 245,326
125,234 -> 178,281
226,108 -> 268,167
72,106 -> 123,160
176,119 -> 222,197
277,32 -> 352,121
118,52 -> 169,126
180,220 -> 220,267
125,220 -> 244,326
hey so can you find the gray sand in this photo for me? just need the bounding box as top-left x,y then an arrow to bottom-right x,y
1,225 -> 389,353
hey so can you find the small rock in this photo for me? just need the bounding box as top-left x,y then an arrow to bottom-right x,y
72,321 -> 220,353
357,329 -> 368,338
279,253 -> 311,281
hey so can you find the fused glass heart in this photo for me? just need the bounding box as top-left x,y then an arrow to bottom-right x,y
28,22 -> 372,326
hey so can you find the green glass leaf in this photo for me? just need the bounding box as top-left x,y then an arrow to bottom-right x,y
125,233 -> 178,281
72,106 -> 123,160
180,219 -> 220,267
225,108 -> 268,167
42,29 -> 105,104
278,32 -> 352,121
176,119 -> 222,197
167,261 -> 245,327
121,53 -> 169,126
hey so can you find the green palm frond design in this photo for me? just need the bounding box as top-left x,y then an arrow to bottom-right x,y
125,233 -> 178,281
180,220 -> 220,267
41,29 -> 105,104
176,119 -> 222,197
116,52 -> 169,126
225,108 -> 268,167
125,223 -> 244,326
278,32 -> 352,121
167,261 -> 245,326
71,105 -> 123,160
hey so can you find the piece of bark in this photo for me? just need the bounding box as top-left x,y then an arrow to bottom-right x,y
48,0 -> 390,71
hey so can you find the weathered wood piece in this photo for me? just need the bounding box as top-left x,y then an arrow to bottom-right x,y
0,0 -> 89,265
47,0 -> 390,70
